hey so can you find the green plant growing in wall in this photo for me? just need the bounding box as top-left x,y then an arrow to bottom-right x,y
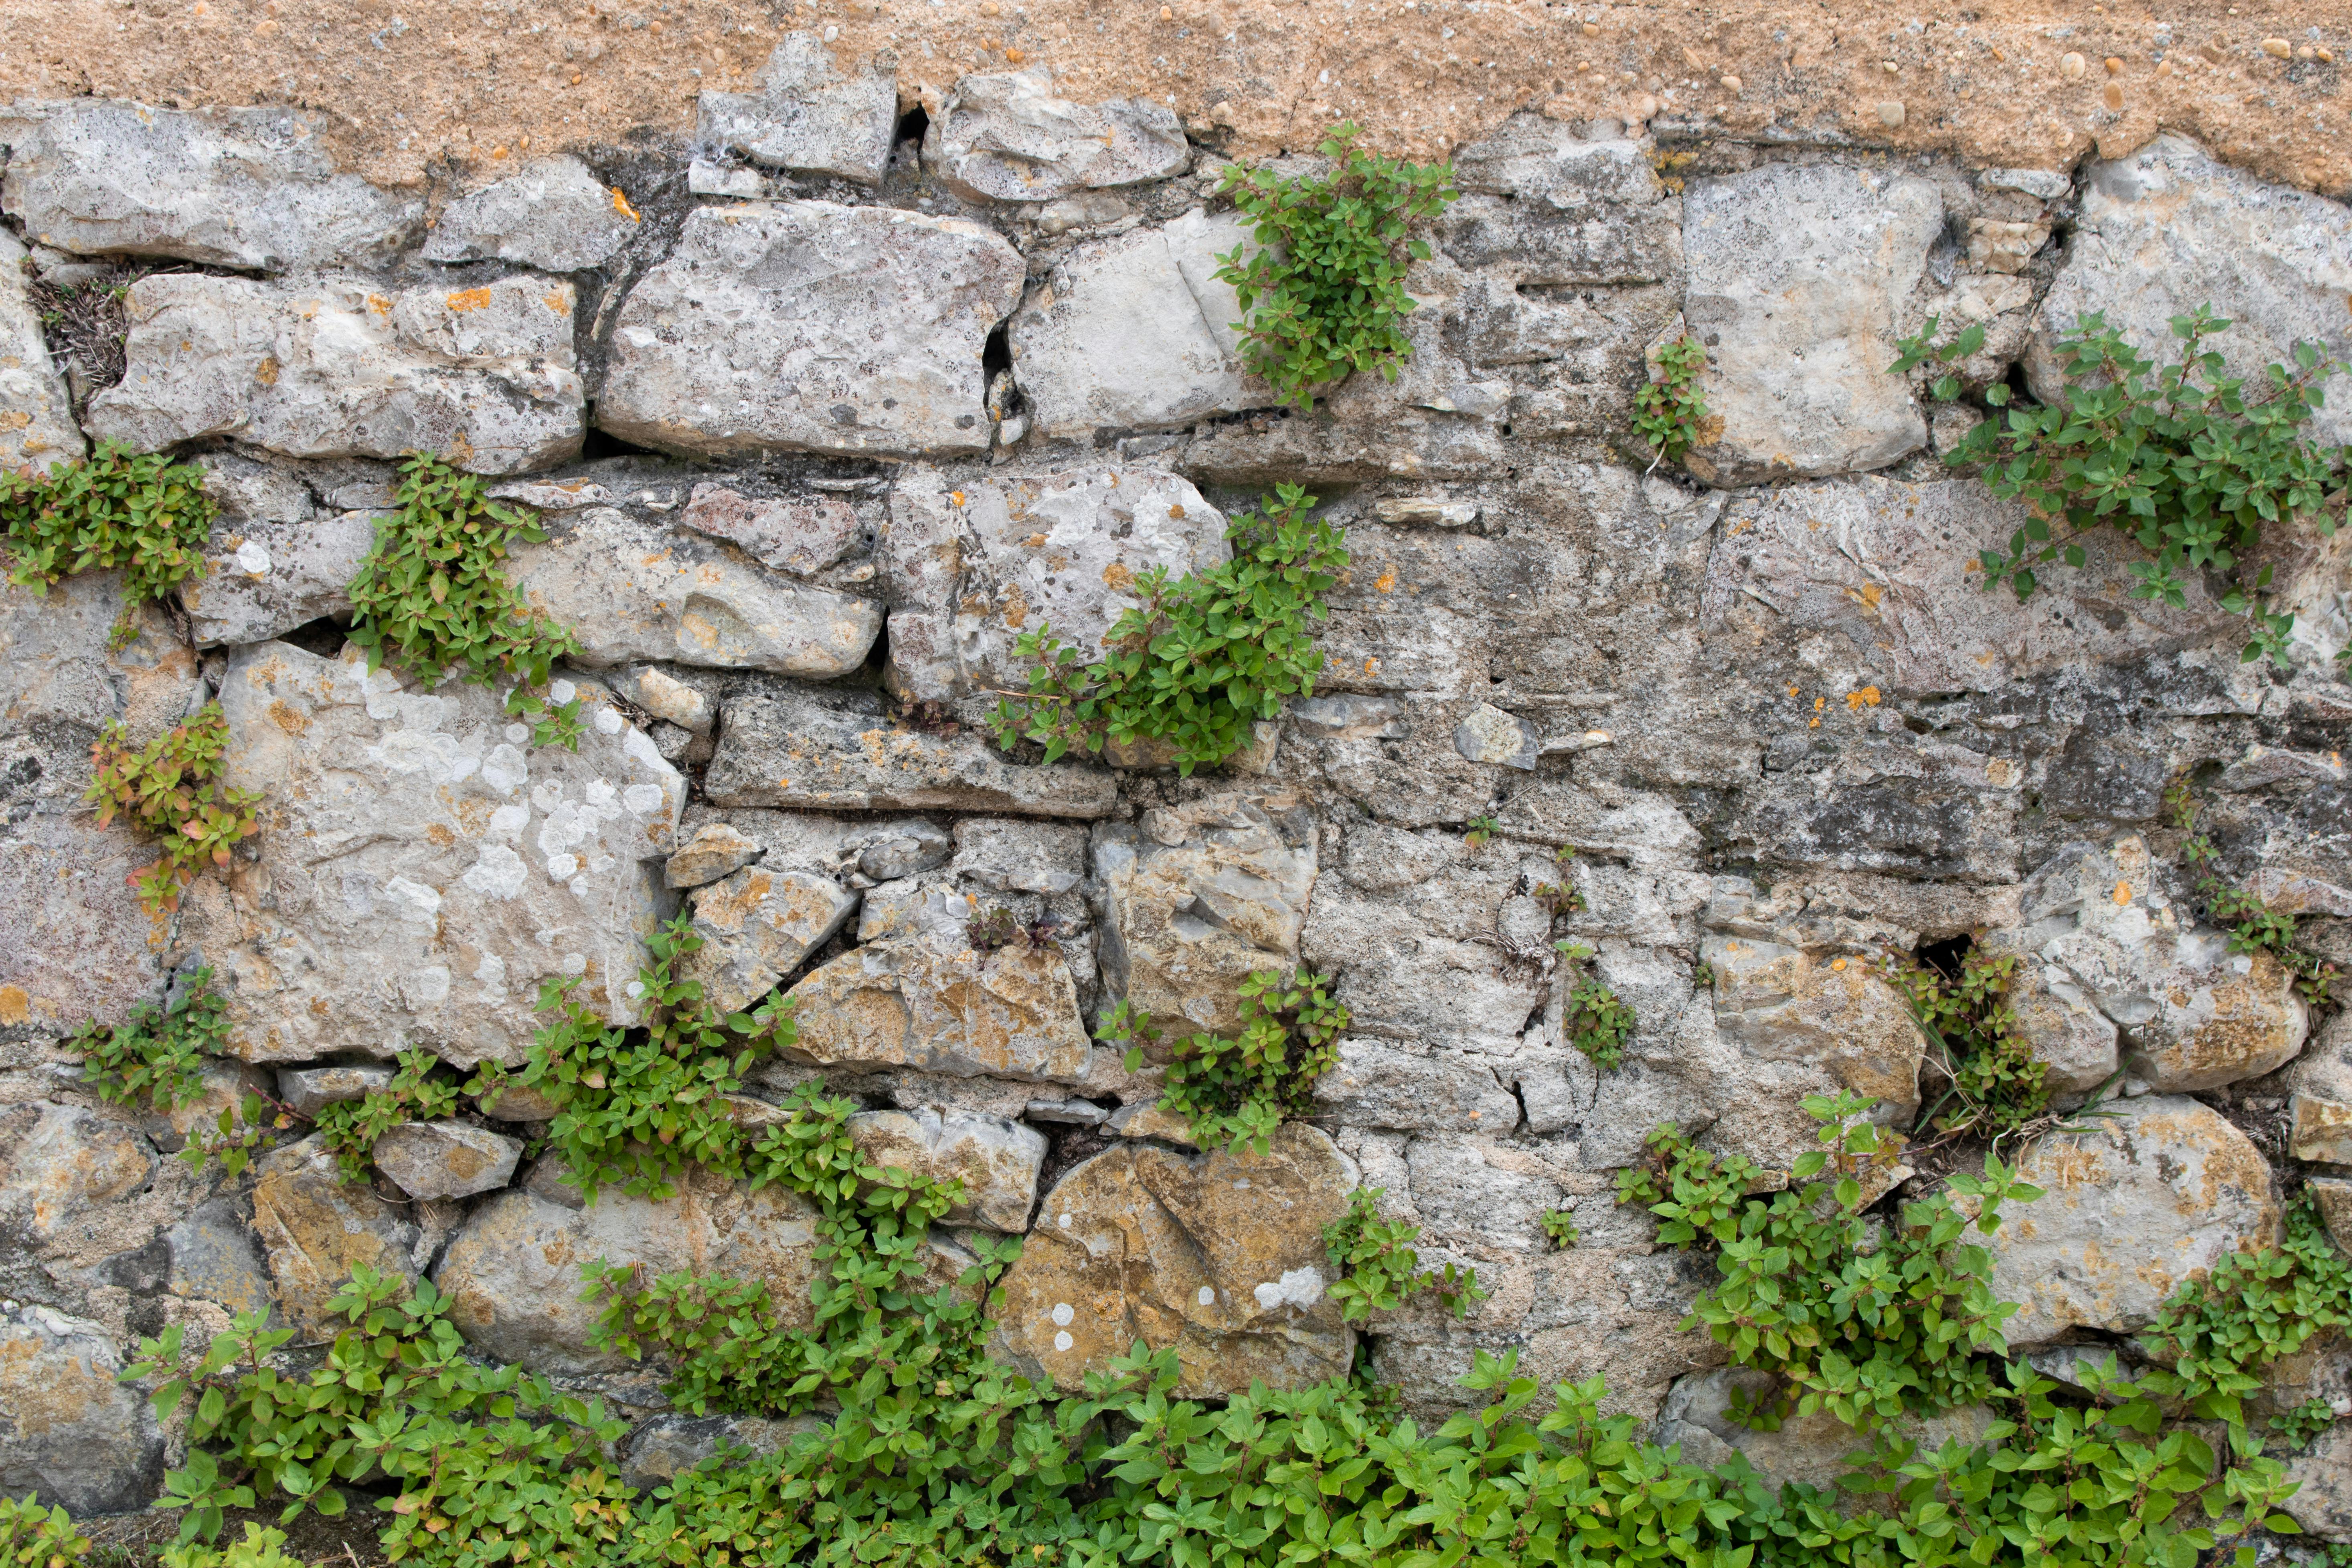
1634,334 -> 1710,465
1540,1207 -> 1581,1250
1885,946 -> 2056,1142
1891,306 -> 2349,668
0,1494 -> 90,1568
1213,121 -> 1457,407
85,701 -> 261,914
1554,940 -> 1636,1068
345,451 -> 586,749
310,1048 -> 465,1184
1121,966 -> 1349,1156
2204,879 -> 2340,1006
990,484 -> 1347,775
74,967 -> 232,1112
0,441 -> 216,644
1322,1186 -> 1485,1323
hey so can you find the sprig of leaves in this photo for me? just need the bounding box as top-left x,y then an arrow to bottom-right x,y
85,702 -> 261,913
73,967 -> 232,1111
1635,334 -> 1711,465
0,441 -> 215,645
1146,967 -> 1349,1156
1322,1185 -> 1485,1324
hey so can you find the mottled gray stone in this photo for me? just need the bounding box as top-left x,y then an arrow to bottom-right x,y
665,823 -> 766,889
182,508 -> 376,649
694,32 -> 898,185
599,202 -> 1024,460
89,273 -> 585,475
0,99 -> 421,271
0,1303 -> 164,1515
372,1122 -> 525,1200
274,1064 -> 398,1118
680,484 -> 865,577
0,228 -> 83,477
1453,703 -> 1540,770
923,68 -> 1188,203
249,1135 -> 424,1336
2291,1094 -> 2352,1165
422,156 -> 640,272
620,1412 -> 827,1495
847,1106 -> 1046,1230
780,930 -> 1092,1082
704,685 -> 1116,819
1309,1040 -> 1521,1133
682,864 -> 860,1014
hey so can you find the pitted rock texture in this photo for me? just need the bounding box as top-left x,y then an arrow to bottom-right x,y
372,1121 -> 525,1200
421,155 -> 640,273
598,202 -> 1024,460
170,643 -> 684,1068
779,931 -> 1093,1082
988,1123 -> 1359,1398
681,864 -> 860,1015
924,69 -> 1188,204
846,1106 -> 1047,1232
89,272 -> 585,475
694,31 -> 898,186
0,228 -> 83,477
249,1135 -> 426,1335
0,1303 -> 165,1517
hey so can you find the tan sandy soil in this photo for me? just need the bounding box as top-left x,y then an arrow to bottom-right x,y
0,1 -> 2347,195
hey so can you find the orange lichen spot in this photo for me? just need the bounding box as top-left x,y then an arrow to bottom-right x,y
1859,582 -> 1882,609
1812,696 -> 1826,712
1101,561 -> 1136,592
1809,716 -> 1822,728
543,290 -> 570,314
445,287 -> 494,314
611,187 -> 642,223
1846,686 -> 1882,710
1374,568 -> 1398,594
1363,656 -> 1381,676
425,823 -> 456,848
2113,882 -> 2133,906
367,293 -> 395,316
253,355 -> 281,387
1787,684 -> 1800,698
0,985 -> 29,1027
1831,957 -> 1848,971
267,699 -> 311,736
950,491 -> 967,506
1168,504 -> 1186,520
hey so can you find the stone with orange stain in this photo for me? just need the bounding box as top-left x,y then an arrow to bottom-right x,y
372,1121 -> 524,1200
1981,1095 -> 2280,1347
924,66 -> 1188,204
680,863 -> 859,1014
423,155 -> 639,273
0,1302 -> 165,1514
779,927 -> 1091,1083
986,1123 -> 1357,1397
248,1133 -> 425,1335
0,1102 -> 154,1253
2289,1093 -> 2352,1166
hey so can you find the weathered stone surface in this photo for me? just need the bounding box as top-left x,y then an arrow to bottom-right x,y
1680,163 -> 1939,486
477,1082 -> 563,1123
880,465 -> 1231,702
988,1123 -> 1358,1396
1702,936 -> 1927,1143
1987,945 -> 2123,1098
421,156 -> 638,273
1703,479 -> 2241,696
433,1169 -> 822,1376
2032,135 -> 2352,446
694,32 -> 897,185
619,1412 -> 827,1496
1010,210 -> 1253,439
89,273 -> 585,475
172,643 -> 684,1068
1657,1368 -> 1989,1495
2283,1424 -> 2352,1542
0,572 -> 201,1034
1093,793 -> 1318,1038
160,1195 -> 276,1319
249,1135 -> 424,1335
704,684 -> 1116,819
923,68 -> 1188,203
847,1106 -> 1046,1231
182,506 -> 375,650
0,1102 -> 154,1260
1983,1096 -> 2281,1347
665,823 -> 765,889
2291,1094 -> 2352,1165
682,864 -> 860,1014
0,1303 -> 164,1515
0,228 -> 83,477
1309,1039 -> 1522,1133
506,509 -> 881,677
599,203 -> 1024,460
1453,702 -> 1539,770
138,1058 -> 273,1154
779,934 -> 1092,1082
275,1063 -> 397,1118
0,99 -> 421,271
681,484 -> 865,577
372,1121 -> 524,1200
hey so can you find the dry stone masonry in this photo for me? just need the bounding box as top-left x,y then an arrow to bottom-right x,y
3,28 -> 2352,1548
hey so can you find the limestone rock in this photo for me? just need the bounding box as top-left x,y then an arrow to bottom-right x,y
0,99 -> 421,271
2291,1094 -> 2352,1165
507,509 -> 882,677
682,864 -> 860,1014
249,1135 -> 424,1335
1452,116 -> 1663,207
1309,1039 -> 1522,1133
0,1102 -> 154,1258
1657,1368 -> 1989,1495
1703,936 -> 1927,1146
694,32 -> 897,185
372,1121 -> 524,1200
779,934 -> 1092,1082
422,156 -> 639,273
665,823 -> 765,889
949,817 -> 1083,895
1982,1096 -> 2280,1347
610,666 -> 715,736
182,507 -> 376,649
0,228 -> 83,477
171,643 -> 684,1068
1290,694 -> 1407,740
139,1058 -> 273,1154
1988,947 -> 2123,1098
2032,135 -> 2352,446
881,464 -> 1231,702
1439,128 -> 1680,288
275,1063 -> 397,1118
89,273 -> 585,475
1453,703 -> 1540,770
1009,211 -> 1254,440
988,1123 -> 1358,1396
599,202 -> 1024,460
2313,1178 -> 2352,1253
680,484 -> 865,577
620,1412 -> 827,1495
0,572 -> 202,1034
1704,477 -> 2241,693
846,1106 -> 1046,1230
159,1195 -> 277,1319
1680,163 -> 1940,486
2283,1424 -> 2352,1541
704,684 -> 1116,818
0,1303 -> 164,1515
1093,792 -> 1318,1038
433,1169 -> 822,1376
923,69 -> 1188,203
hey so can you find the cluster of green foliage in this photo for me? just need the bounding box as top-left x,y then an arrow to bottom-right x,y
2167,779 -> 2342,1008
1893,307 -> 2348,667
1212,122 -> 1457,407
0,1494 -> 89,1568
1321,1186 -> 1486,1325
346,452 -> 585,748
1885,947 -> 2057,1142
1620,1094 -> 2039,1431
1554,941 -> 1636,1069
157,1522 -> 305,1568
74,966 -> 232,1113
1540,1206 -> 1581,1250
1530,845 -> 1585,914
1463,813 -> 1502,848
990,484 -> 1347,775
1103,967 -> 1348,1156
311,1049 -> 466,1183
2269,1396 -> 2340,1451
0,442 -> 215,643
85,701 -> 261,913
1635,335 -> 1711,464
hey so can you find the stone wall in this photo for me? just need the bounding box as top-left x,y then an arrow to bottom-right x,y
2,34 -> 2351,1539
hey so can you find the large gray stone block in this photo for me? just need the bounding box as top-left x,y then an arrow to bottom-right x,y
422,156 -> 640,273
695,32 -> 898,185
923,68 -> 1188,204
0,1303 -> 164,1515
